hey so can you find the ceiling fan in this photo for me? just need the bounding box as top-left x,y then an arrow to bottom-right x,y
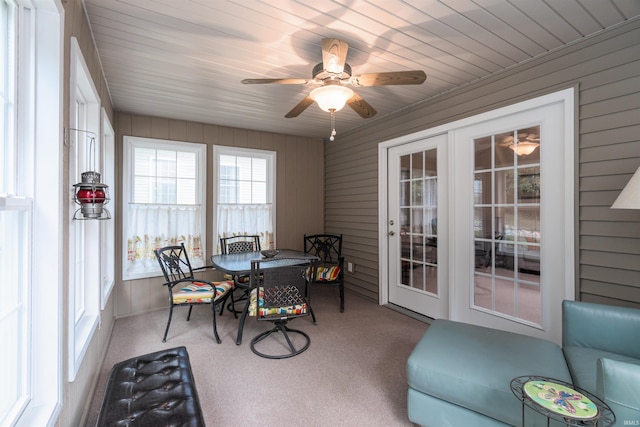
241,38 -> 427,139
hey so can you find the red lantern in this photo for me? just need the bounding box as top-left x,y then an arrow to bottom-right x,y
73,171 -> 110,219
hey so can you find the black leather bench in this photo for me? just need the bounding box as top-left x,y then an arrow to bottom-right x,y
96,346 -> 205,426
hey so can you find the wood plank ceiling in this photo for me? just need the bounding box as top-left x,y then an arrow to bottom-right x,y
83,0 -> 640,140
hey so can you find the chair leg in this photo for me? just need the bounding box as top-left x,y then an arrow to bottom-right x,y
339,281 -> 345,313
309,304 -> 317,324
250,321 -> 311,359
211,302 -> 222,344
163,304 -> 174,343
186,305 -> 194,321
235,298 -> 251,345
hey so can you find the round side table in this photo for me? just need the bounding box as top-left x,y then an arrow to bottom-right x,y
510,376 -> 615,427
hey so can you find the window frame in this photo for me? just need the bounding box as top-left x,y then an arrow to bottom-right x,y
212,145 -> 276,253
122,136 -> 207,280
0,0 -> 63,425
100,108 -> 115,309
68,36 -> 101,381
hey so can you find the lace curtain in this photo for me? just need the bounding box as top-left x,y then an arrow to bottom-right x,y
217,204 -> 274,252
125,204 -> 204,277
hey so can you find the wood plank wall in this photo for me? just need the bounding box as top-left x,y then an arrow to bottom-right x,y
114,112 -> 325,317
59,1 -> 116,426
327,18 -> 640,308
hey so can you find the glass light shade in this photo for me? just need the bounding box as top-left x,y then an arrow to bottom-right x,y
509,141 -> 539,156
310,85 -> 354,112
612,166 -> 640,209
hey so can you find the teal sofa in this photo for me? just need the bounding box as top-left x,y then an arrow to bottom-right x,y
407,300 -> 640,426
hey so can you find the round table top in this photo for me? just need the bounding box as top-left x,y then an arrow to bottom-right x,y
523,379 -> 598,419
510,375 -> 615,427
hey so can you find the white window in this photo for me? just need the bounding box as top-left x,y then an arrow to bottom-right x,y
213,146 -> 276,252
123,137 -> 206,280
1,0 -> 62,425
68,36 -> 101,380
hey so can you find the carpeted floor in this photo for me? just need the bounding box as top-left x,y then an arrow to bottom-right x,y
85,284 -> 429,427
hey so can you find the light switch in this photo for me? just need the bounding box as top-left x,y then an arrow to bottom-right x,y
347,262 -> 355,273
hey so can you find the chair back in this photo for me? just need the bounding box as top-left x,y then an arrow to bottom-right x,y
154,244 -> 194,283
250,257 -> 317,321
304,234 -> 342,266
220,235 -> 261,254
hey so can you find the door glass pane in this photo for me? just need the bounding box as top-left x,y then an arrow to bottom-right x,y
518,167 -> 540,204
474,136 -> 492,170
495,169 -> 515,204
425,150 -> 437,177
474,172 -> 490,204
495,132 -> 515,168
399,149 -> 438,296
473,126 -> 541,325
517,127 -> 540,165
411,152 -> 423,178
474,207 -> 492,238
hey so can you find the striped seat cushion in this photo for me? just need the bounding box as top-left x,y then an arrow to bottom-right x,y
248,287 -> 307,317
315,265 -> 341,281
172,281 -> 234,304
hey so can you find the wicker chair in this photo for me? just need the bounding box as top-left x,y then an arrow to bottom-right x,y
247,257 -> 317,359
154,243 -> 234,343
304,234 -> 345,312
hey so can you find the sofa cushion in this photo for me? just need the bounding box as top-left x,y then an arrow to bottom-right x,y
563,300 -> 640,360
563,346 -> 640,395
407,319 -> 572,426
597,358 -> 640,426
408,387 -> 512,427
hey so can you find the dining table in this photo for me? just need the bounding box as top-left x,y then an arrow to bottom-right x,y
210,249 -> 318,345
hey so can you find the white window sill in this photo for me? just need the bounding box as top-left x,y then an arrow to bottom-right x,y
15,402 -> 60,427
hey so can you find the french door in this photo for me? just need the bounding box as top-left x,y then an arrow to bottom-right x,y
387,134 -> 448,319
380,89 -> 574,344
449,98 -> 573,343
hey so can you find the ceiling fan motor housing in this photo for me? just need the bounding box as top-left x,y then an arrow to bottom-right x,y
313,62 -> 352,82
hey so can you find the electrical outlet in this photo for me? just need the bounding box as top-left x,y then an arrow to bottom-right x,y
347,262 -> 355,273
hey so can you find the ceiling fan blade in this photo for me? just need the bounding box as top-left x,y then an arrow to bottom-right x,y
347,92 -> 377,119
285,96 -> 315,118
241,78 -> 311,85
322,38 -> 349,74
351,70 -> 427,87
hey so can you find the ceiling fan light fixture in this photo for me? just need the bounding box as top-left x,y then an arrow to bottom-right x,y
310,85 -> 353,112
509,140 -> 539,156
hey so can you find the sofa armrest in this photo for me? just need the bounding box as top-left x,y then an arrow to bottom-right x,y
597,358 -> 640,426
562,300 -> 640,359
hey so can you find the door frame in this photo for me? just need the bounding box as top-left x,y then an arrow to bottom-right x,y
379,88 -> 575,340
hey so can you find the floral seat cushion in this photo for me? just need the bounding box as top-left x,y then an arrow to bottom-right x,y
248,287 -> 307,317
172,281 -> 234,304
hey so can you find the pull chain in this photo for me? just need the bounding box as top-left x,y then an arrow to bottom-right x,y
329,109 -> 337,141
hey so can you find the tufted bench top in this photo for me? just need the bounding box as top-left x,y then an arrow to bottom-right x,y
96,346 -> 205,426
